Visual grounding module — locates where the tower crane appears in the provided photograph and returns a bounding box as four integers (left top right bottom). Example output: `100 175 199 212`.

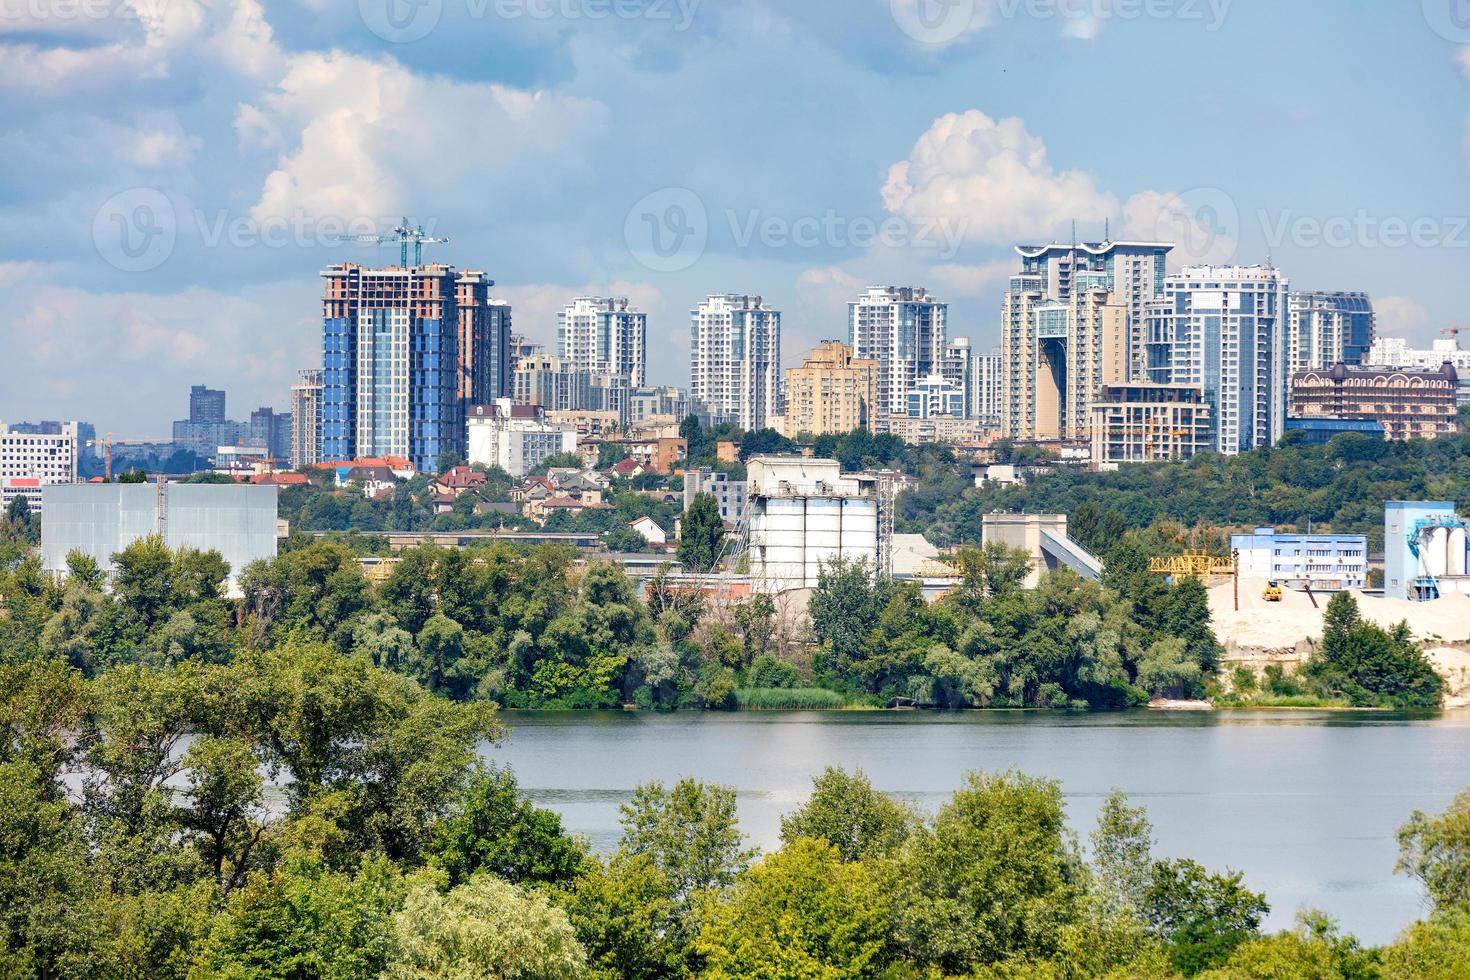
324 218 451 267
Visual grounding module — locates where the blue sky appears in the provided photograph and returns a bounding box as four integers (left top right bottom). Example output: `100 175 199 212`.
2 0 1467 434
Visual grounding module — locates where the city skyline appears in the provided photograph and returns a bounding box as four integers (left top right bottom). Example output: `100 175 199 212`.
2 2 1466 434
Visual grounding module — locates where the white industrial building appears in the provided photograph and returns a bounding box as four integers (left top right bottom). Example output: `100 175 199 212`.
744 456 881 592
41 482 278 596
466 399 578 478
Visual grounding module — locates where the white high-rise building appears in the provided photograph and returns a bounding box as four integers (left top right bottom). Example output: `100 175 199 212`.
0 422 79 484
848 286 948 417
558 296 647 386
1146 265 1290 455
690 294 781 431
971 347 1003 427
1012 240 1173 382
290 369 324 468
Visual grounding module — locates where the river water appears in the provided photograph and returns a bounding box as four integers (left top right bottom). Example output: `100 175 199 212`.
488 708 1470 944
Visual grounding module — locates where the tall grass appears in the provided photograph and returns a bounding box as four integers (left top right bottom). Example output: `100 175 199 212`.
733 687 848 710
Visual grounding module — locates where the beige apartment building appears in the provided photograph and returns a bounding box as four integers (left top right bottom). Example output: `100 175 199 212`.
779 341 879 438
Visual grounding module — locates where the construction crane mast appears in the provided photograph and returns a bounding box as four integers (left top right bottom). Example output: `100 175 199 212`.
324 218 450 267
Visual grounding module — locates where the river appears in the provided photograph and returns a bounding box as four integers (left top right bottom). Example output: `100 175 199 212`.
488 708 1470 945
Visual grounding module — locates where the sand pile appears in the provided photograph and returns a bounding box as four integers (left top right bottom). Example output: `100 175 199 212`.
1208 579 1470 699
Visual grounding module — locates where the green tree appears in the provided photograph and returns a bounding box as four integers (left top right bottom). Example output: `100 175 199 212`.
1145 858 1269 975
696 838 891 978
413 613 467 697
431 767 584 888
559 852 686 980
1090 791 1155 919
808 556 894 685
677 493 725 573
1396 788 1470 913
176 735 266 895
889 770 1081 972
779 766 914 862
618 778 753 910
1197 910 1375 980
389 873 586 979
198 853 405 980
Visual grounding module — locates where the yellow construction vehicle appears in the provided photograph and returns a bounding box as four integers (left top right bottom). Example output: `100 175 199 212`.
1263 582 1284 602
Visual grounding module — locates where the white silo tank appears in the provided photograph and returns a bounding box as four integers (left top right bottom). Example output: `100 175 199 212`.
1428 526 1451 579
1450 526 1468 577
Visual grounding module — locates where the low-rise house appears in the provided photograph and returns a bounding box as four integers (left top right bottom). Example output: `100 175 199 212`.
607 457 646 480
523 495 611 522
626 515 668 547
432 466 487 497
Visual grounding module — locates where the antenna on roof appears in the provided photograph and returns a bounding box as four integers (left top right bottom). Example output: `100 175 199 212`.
1104 217 1111 243
1071 220 1077 246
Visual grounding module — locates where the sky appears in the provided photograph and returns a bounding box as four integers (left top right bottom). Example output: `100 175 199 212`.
2 0 1468 435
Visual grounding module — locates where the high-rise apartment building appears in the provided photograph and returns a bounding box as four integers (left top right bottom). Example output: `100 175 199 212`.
1001 265 1129 440
1288 291 1375 375
628 386 692 425
1146 265 1290 455
290 370 324 468
690 294 781 431
1012 240 1173 381
173 385 244 454
0 421 79 484
322 262 500 470
249 408 293 462
189 385 226 424
970 347 1003 428
780 341 878 438
558 297 647 386
848 286 948 417
457 272 513 406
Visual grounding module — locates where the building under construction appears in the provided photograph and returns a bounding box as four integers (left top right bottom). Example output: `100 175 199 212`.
1090 383 1214 465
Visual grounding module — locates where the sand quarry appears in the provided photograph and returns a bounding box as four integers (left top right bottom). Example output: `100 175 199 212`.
1209 579 1470 707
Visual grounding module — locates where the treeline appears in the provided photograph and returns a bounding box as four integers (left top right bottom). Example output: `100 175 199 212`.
4 652 1469 977
1 528 1442 711
900 430 1470 550
808 544 1224 709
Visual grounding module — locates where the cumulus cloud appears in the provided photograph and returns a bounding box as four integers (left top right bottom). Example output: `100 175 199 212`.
240 51 607 224
0 0 279 97
928 260 1013 297
1374 296 1433 342
882 110 1118 244
0 266 318 428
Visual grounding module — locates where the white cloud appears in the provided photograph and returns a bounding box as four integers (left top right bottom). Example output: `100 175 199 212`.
1374 296 1433 341
1120 189 1239 264
928 260 1012 297
882 110 1118 244
0 268 317 430
240 51 608 224
0 0 277 97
